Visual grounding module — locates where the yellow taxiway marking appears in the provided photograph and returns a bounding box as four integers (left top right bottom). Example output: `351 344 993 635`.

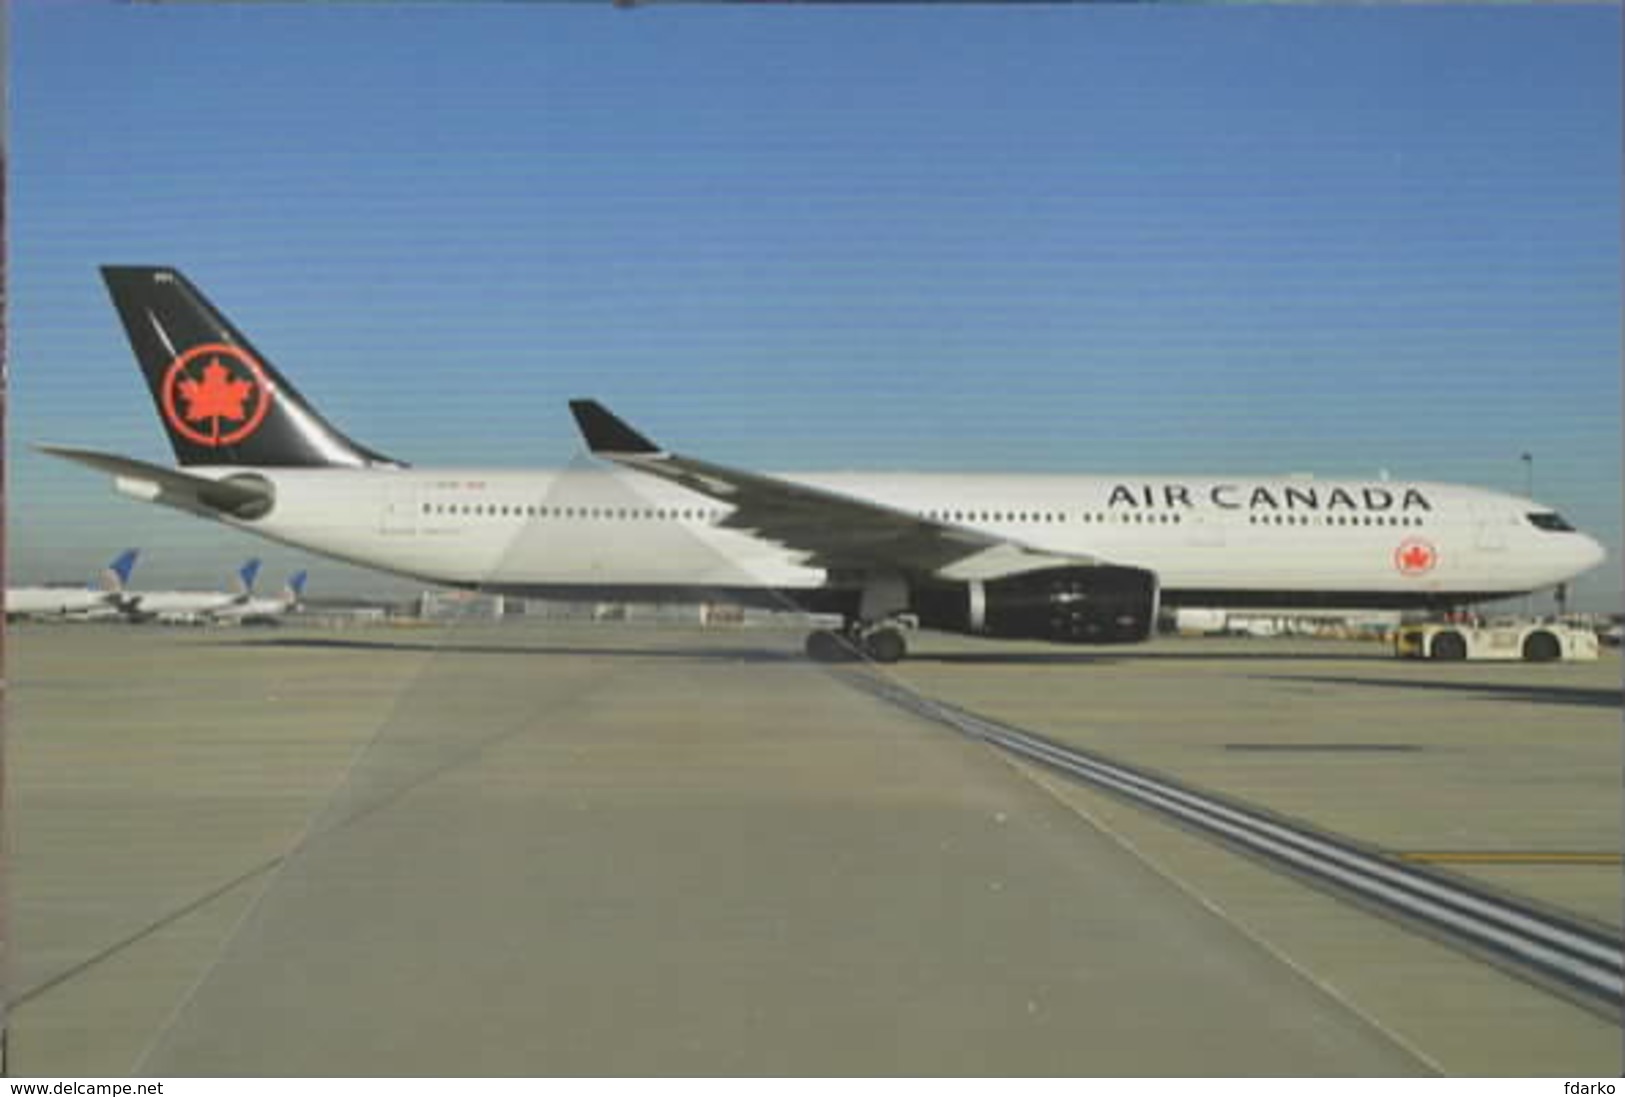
1398 851 1621 866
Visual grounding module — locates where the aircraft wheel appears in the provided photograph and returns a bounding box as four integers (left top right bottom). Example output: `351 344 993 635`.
806 629 855 663
1522 630 1562 663
1429 631 1467 661
862 627 907 664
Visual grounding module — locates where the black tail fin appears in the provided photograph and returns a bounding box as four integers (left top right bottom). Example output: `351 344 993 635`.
100 266 400 468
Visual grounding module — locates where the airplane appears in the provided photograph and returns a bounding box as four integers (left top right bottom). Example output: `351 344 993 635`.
5 548 139 621
119 558 260 623
39 266 1607 662
207 569 308 624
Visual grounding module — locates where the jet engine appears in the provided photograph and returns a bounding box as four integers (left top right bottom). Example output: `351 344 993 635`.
911 565 1158 644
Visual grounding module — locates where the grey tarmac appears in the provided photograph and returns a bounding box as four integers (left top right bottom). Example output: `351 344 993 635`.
5 622 1618 1075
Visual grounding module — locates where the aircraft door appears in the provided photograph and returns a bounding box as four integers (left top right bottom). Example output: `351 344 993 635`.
1470 502 1506 552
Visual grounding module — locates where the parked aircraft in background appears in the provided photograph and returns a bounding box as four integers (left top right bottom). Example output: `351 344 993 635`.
42 267 1608 662
208 570 308 624
120 558 260 623
5 548 139 621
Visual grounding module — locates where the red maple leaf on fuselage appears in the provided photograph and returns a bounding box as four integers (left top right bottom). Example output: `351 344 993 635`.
1401 544 1434 570
178 359 255 424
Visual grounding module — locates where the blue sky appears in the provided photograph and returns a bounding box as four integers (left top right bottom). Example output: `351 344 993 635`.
9 5 1621 606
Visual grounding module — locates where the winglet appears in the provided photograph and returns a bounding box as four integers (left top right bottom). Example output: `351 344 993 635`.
568 400 661 456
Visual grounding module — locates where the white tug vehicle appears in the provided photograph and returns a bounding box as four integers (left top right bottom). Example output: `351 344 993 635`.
1395 620 1600 662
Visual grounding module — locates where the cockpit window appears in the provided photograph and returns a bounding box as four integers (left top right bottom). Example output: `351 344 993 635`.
1527 512 1577 532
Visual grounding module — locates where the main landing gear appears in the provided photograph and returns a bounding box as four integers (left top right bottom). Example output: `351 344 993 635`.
805 621 910 664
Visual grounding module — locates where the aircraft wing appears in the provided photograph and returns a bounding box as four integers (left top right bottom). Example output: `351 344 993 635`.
36 445 274 519
568 401 1100 580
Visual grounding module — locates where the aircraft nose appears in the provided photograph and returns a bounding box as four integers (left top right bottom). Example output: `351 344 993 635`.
1578 534 1607 573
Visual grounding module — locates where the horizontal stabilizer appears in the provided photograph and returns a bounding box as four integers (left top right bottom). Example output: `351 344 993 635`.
569 400 661 455
37 444 275 518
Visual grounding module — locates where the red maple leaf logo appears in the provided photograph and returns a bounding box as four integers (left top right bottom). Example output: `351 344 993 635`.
177 359 255 424
1395 539 1438 575
160 344 273 447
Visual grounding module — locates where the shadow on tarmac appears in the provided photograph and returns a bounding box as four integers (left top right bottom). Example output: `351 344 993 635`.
216 635 800 663
221 635 1398 668
911 649 1393 666
1255 675 1623 708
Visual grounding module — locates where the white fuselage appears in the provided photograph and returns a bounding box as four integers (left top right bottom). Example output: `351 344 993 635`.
146 466 1604 609
124 590 244 617
208 594 295 620
5 586 118 617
